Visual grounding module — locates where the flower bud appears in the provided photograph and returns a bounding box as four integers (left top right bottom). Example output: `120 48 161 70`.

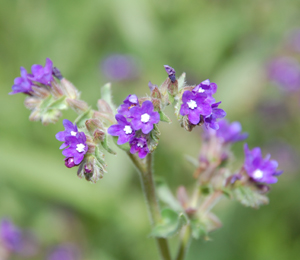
151 98 161 111
50 80 64 98
31 86 50 99
60 78 79 99
52 67 63 80
24 97 41 110
77 155 106 183
97 99 114 115
66 98 89 113
148 81 162 99
64 157 76 168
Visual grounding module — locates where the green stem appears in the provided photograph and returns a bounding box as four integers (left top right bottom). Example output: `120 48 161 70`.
175 225 192 260
127 152 172 260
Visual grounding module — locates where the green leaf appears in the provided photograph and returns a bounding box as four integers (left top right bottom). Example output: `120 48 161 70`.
177 72 186 91
101 83 116 112
190 219 208 240
158 111 172 123
94 146 106 165
150 208 188 238
74 108 93 127
101 134 117 155
155 178 182 211
168 93 175 104
48 96 68 110
232 186 269 208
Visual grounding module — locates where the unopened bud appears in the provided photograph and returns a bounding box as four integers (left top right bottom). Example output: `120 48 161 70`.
151 98 161 111
52 67 63 80
167 79 178 96
97 99 113 115
40 109 62 125
85 119 104 133
65 157 76 168
181 115 196 132
94 129 105 143
24 97 41 110
31 86 50 99
60 78 79 99
50 80 64 98
148 81 162 99
66 98 89 113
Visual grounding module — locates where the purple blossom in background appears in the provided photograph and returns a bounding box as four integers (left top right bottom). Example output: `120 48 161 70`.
55 119 79 149
62 132 88 165
215 119 248 143
28 58 54 86
164 65 176 83
243 144 283 184
268 57 300 91
108 114 136 145
117 94 139 118
180 90 212 125
204 102 226 130
9 67 34 95
130 100 160 134
47 245 80 260
129 136 149 159
101 54 138 81
0 219 21 252
193 79 217 104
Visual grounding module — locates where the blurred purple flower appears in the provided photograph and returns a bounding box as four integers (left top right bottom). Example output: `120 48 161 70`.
204 102 226 130
101 54 139 81
180 91 212 125
108 114 136 145
0 219 21 252
130 100 160 134
268 57 300 91
47 244 80 260
9 67 34 95
28 58 54 86
192 79 217 104
129 136 149 159
117 94 139 118
55 119 79 149
244 144 283 184
62 132 88 166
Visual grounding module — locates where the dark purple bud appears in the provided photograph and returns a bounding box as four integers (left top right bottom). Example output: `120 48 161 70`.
64 157 76 168
52 67 63 80
84 164 93 174
164 65 176 83
256 184 270 194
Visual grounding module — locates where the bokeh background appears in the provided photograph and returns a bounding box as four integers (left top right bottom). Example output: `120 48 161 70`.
1 0 300 259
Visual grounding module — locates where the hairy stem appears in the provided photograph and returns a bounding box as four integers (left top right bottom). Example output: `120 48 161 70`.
127 152 172 260
175 225 192 260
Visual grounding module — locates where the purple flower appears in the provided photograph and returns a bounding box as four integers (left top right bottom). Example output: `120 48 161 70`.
243 144 283 184
192 79 217 104
268 57 300 91
129 136 149 159
55 119 78 149
204 102 226 130
107 114 136 145
130 100 160 134
62 132 88 165
101 54 138 81
0 219 21 252
9 67 34 95
180 90 212 125
215 119 248 143
117 94 140 118
28 58 54 86
164 65 176 83
47 245 80 260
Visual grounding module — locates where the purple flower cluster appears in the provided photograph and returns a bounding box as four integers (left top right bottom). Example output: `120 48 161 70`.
108 95 159 158
56 120 88 167
268 57 300 92
180 79 226 129
243 144 283 184
0 219 21 252
9 58 54 95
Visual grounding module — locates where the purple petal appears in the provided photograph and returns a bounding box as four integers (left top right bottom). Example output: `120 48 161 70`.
141 123 154 134
107 124 123 136
141 100 154 113
188 112 200 125
55 131 66 142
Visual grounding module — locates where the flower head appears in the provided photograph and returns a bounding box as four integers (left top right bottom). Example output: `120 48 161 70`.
243 144 283 184
164 65 176 83
55 119 78 149
215 119 248 143
62 132 88 165
107 114 136 145
180 90 212 125
204 102 226 130
28 58 54 86
9 67 34 95
129 136 149 159
0 219 21 252
117 94 139 118
192 79 217 103
130 100 160 134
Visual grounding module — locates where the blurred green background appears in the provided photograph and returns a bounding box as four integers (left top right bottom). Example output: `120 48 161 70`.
1 0 300 259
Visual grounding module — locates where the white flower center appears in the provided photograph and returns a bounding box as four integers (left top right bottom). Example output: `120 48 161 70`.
253 169 263 179
137 142 144 148
76 143 85 153
123 125 133 134
198 87 205 93
187 100 197 109
141 113 150 123
71 131 77 136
